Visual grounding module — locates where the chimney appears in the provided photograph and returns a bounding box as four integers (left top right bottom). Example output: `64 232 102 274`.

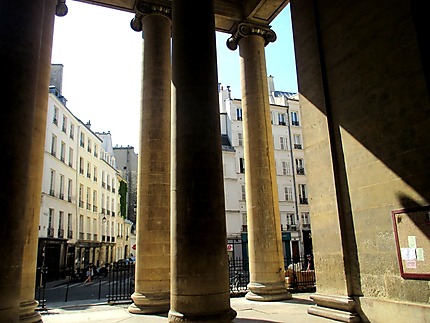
50 64 64 94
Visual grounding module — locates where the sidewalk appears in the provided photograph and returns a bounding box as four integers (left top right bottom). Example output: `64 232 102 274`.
39 293 338 323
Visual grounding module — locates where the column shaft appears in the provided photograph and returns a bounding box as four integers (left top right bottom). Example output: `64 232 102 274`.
20 1 57 322
238 34 291 301
0 1 46 321
129 12 171 314
169 0 236 322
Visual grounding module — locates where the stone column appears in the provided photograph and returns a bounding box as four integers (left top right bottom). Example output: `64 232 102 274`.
0 1 47 321
227 22 291 302
168 0 236 322
128 2 171 315
19 1 64 322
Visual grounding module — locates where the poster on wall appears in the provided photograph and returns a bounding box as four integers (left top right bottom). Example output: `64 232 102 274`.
392 206 430 279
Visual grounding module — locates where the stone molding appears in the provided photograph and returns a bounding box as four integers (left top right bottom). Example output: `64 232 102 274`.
227 21 276 50
130 0 171 32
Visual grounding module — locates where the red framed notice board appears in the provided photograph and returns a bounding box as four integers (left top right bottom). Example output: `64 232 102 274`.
392 206 430 279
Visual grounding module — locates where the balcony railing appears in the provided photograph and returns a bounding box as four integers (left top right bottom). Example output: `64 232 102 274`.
79 200 84 208
93 205 98 212
49 189 55 197
286 224 297 231
299 197 308 204
294 143 302 149
93 234 98 241
86 233 91 240
58 228 64 238
79 232 84 240
67 230 73 239
241 225 247 232
302 223 311 229
47 227 54 237
59 193 64 200
297 167 305 175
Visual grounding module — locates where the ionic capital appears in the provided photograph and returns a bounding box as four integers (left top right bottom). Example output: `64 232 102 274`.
130 0 172 32
227 21 276 51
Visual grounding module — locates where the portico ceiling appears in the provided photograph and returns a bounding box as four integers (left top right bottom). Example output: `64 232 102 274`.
75 0 289 33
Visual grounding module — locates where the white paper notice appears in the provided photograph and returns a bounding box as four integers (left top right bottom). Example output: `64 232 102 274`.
416 248 425 261
408 236 417 249
401 248 416 261
405 260 417 269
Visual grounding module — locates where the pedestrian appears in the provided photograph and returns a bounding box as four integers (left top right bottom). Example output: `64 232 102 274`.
306 254 314 271
83 263 94 285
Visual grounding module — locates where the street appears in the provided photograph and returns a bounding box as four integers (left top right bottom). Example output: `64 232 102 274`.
38 270 134 306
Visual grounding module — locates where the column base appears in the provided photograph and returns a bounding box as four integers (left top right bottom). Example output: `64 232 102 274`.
19 300 42 323
128 292 170 314
308 293 361 323
168 308 237 323
245 281 292 302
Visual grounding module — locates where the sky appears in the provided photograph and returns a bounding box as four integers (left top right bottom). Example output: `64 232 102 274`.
51 1 297 151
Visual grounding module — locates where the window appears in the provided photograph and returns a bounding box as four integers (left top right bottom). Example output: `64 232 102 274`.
79 157 84 175
79 184 84 208
293 134 302 149
238 132 243 146
236 108 243 121
62 115 67 132
59 175 64 200
279 137 286 150
241 185 246 200
70 123 74 139
93 190 98 212
58 211 64 237
48 208 54 228
49 170 55 196
48 208 54 237
284 186 293 201
286 213 295 225
301 212 310 225
68 147 73 167
86 187 91 210
79 215 84 238
107 174 111 190
86 162 91 179
87 138 92 153
80 132 85 148
60 141 66 162
278 113 286 126
296 158 305 175
299 184 308 204
53 107 59 125
94 144 98 157
93 166 98 182
51 135 57 156
291 111 300 126
239 158 245 173
111 178 115 193
102 171 106 188
282 160 291 175
111 198 115 216
101 194 105 214
67 213 73 238
67 178 72 202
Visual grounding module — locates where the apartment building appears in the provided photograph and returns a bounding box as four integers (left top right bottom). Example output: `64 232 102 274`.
37 65 132 280
219 78 312 264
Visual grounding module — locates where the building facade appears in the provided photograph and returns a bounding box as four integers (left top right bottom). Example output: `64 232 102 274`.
219 77 312 266
37 65 132 280
112 145 138 227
